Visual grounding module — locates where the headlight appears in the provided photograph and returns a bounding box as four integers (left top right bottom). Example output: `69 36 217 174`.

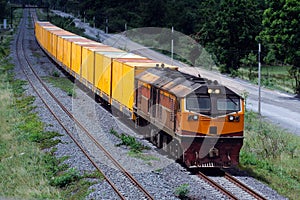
188 115 199 121
228 115 235 121
228 115 240 122
207 88 221 94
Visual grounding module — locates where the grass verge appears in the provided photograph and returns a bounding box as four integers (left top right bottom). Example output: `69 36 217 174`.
237 65 295 93
42 75 76 97
0 59 63 199
0 36 101 199
110 128 159 163
240 111 300 200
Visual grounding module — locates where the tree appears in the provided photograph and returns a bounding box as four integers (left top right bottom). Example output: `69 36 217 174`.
196 0 263 74
259 0 300 93
140 0 166 27
240 52 257 80
0 0 7 19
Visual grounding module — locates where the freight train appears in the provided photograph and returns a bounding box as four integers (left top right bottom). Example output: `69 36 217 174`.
35 20 244 168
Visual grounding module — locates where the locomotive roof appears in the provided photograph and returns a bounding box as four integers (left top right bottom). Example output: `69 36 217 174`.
135 67 239 98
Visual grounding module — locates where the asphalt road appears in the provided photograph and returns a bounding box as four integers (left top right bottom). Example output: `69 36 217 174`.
52 10 300 136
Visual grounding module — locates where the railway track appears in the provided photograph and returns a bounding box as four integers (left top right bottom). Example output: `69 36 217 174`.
197 170 267 200
15 9 155 200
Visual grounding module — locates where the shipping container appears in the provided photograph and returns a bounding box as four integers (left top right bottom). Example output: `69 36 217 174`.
71 40 99 74
81 44 108 83
45 27 62 56
51 30 74 61
55 34 74 64
111 58 170 116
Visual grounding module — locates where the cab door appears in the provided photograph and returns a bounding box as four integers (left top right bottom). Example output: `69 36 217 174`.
150 87 159 118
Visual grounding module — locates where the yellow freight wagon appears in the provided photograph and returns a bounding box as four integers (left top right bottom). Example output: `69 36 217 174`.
62 36 83 70
71 39 97 76
35 22 51 47
50 30 74 61
34 22 41 44
111 58 178 117
81 44 107 85
93 51 126 102
46 27 62 56
41 24 57 53
48 28 64 57
56 33 75 65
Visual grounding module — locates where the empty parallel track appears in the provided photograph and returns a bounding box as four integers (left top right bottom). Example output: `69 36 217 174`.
15 9 155 200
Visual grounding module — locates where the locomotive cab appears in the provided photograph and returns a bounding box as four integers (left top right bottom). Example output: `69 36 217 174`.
181 85 243 135
178 85 244 167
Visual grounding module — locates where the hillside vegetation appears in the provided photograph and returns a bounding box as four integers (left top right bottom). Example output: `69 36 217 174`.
32 0 299 94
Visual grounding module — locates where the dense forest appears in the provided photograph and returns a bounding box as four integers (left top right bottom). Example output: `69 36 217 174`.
4 0 300 94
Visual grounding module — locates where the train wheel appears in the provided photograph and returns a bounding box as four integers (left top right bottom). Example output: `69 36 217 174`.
169 139 183 161
150 129 156 144
156 132 162 148
162 135 168 152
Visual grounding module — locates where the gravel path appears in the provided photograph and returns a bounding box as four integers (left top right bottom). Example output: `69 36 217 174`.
8 9 288 200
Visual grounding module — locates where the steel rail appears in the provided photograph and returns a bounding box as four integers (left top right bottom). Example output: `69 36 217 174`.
224 172 267 200
17 9 154 200
197 172 239 200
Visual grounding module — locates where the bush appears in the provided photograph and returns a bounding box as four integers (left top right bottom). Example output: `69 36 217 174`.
50 168 80 188
52 70 60 77
175 183 190 199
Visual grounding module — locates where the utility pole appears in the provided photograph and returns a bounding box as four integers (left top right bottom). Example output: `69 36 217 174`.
124 23 127 50
93 16 95 28
105 18 108 34
258 43 261 115
171 26 174 65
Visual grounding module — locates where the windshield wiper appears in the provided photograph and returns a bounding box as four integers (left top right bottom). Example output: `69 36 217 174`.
227 95 238 105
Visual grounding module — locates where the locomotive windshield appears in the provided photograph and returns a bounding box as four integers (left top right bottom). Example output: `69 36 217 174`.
186 96 211 112
217 96 240 111
185 94 240 115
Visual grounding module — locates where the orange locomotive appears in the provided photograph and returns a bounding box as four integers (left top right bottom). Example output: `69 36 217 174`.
35 20 244 168
135 67 244 167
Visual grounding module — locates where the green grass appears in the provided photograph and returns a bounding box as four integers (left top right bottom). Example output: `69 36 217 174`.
240 111 300 200
110 128 159 163
110 128 150 153
43 76 77 97
0 34 100 199
238 65 295 93
174 183 190 199
0 59 63 199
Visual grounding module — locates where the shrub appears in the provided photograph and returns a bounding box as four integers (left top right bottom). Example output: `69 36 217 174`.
175 183 190 199
50 168 80 188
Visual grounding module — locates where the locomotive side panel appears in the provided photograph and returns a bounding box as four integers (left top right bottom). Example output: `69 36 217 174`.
136 83 150 115
159 91 177 131
135 81 177 135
